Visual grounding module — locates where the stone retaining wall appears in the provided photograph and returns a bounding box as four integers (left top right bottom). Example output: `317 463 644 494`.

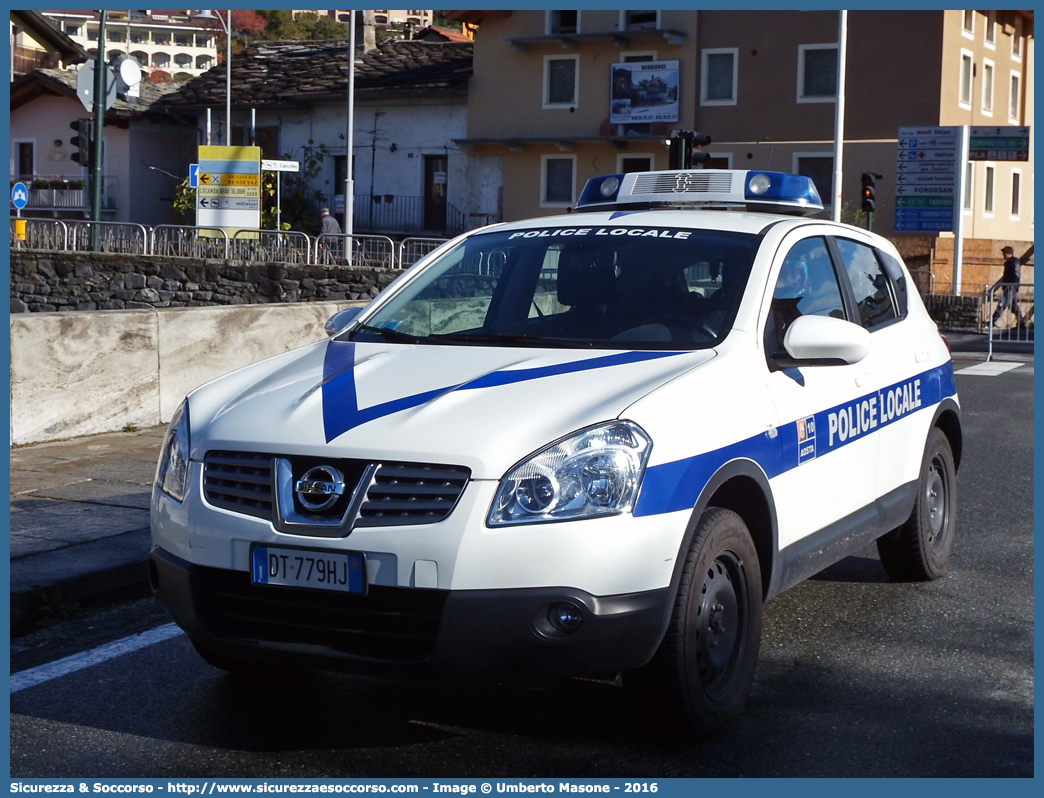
10 300 361 445
9 250 398 313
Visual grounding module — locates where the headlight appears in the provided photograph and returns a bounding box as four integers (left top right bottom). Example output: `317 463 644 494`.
155 401 190 502
488 421 652 526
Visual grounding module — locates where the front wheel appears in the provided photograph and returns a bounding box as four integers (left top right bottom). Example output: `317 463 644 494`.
628 507 762 738
877 427 957 581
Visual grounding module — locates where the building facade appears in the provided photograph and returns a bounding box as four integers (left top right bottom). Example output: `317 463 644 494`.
41 10 220 81
446 9 1033 292
154 38 497 236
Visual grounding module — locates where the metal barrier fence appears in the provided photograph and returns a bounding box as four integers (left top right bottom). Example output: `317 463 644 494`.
71 221 149 255
152 225 230 260
232 229 313 265
10 218 68 251
985 282 1034 361
398 237 453 270
317 233 397 270
907 269 935 295
11 219 443 269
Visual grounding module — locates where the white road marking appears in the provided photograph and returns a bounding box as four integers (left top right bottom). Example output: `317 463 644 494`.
954 361 1023 376
10 623 185 694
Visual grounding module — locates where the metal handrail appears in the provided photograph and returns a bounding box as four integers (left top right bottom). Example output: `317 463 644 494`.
10 218 69 251
69 221 149 254
398 237 452 271
152 225 230 259
985 282 1034 361
231 229 313 264
318 233 397 269
907 269 935 295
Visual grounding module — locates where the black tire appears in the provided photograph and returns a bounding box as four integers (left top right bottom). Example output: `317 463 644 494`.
628 507 762 738
877 427 957 581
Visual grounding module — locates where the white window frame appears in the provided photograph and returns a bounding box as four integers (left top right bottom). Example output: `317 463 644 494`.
981 58 994 116
983 163 995 216
543 54 579 109
961 10 974 39
540 154 577 208
1010 168 1021 219
792 151 834 210
983 10 996 48
797 44 838 103
701 47 738 106
620 10 660 31
958 49 973 109
616 153 655 173
1011 16 1023 60
546 10 580 35
1008 71 1021 123
962 161 974 213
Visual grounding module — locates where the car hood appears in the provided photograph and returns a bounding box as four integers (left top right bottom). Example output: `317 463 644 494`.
187 338 715 479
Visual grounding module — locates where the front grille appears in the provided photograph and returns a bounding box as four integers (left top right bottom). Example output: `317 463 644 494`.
203 451 273 520
201 451 470 530
632 171 735 195
357 463 471 527
192 565 447 663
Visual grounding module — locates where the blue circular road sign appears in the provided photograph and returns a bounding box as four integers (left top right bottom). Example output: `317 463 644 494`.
11 181 29 209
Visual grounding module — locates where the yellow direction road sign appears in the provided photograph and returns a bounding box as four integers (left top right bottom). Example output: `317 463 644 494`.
197 186 256 197
198 173 259 187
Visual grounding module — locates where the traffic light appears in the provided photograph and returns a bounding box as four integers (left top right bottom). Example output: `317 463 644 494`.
668 130 712 169
69 118 92 168
860 172 877 213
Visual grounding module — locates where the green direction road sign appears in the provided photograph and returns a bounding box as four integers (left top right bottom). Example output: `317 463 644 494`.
895 196 955 209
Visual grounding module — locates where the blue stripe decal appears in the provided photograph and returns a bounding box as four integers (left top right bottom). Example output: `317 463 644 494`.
458 351 683 391
634 362 958 517
320 340 686 443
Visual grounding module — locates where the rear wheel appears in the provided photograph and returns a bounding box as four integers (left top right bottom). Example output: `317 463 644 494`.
628 507 762 737
877 427 957 581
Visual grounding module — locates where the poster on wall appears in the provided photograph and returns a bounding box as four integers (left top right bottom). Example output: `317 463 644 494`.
609 60 680 124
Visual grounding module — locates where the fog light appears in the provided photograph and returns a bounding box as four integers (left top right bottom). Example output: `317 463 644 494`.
548 601 584 633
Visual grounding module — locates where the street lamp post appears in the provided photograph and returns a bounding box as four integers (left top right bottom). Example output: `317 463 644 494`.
193 10 232 145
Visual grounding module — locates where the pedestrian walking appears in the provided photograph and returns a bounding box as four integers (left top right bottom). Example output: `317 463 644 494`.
319 207 341 235
992 244 1033 326
318 207 345 264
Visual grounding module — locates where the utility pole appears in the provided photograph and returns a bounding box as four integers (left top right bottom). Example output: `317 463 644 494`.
90 11 107 251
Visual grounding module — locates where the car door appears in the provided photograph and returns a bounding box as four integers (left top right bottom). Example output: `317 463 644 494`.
829 234 925 503
760 231 879 553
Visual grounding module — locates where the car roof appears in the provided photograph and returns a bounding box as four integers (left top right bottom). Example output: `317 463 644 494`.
486 209 821 238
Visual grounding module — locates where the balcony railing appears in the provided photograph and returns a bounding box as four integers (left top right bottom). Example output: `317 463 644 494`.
13 45 59 75
351 194 466 237
10 176 118 212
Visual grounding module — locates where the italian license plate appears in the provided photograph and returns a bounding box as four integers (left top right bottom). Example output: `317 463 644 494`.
250 545 365 594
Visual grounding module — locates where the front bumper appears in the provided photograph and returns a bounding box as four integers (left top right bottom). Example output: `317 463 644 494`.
149 546 669 680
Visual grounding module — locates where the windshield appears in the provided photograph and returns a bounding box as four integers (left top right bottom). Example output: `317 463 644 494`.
352 224 759 350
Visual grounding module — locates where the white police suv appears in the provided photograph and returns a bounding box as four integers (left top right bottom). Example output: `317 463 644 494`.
151 169 960 737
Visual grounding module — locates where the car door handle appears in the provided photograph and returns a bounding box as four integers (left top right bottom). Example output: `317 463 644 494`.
855 371 873 388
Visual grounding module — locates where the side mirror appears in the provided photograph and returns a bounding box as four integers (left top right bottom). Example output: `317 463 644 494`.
781 314 871 366
324 306 363 336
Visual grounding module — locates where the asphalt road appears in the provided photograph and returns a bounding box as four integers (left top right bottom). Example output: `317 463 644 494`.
8 365 1034 778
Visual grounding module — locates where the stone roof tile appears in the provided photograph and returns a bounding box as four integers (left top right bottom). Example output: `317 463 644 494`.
156 39 473 110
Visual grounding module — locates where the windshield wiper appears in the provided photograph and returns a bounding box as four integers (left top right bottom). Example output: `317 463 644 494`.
354 324 422 344
427 331 586 348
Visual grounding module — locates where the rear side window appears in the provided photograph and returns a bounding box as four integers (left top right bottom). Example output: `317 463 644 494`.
876 249 909 317
834 238 899 329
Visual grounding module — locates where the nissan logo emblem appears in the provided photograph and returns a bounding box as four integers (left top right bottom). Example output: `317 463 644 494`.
294 465 346 512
